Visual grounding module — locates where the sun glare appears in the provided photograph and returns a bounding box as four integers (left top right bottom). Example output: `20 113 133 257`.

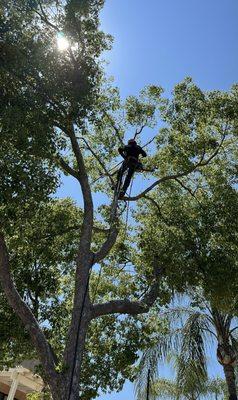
57 33 69 51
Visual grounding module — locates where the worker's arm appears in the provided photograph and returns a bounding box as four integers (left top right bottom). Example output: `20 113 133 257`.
118 147 126 159
140 148 147 157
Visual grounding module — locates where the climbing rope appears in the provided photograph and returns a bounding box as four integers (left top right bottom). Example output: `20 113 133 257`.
67 256 95 400
92 176 134 302
91 264 103 304
91 161 123 185
146 368 151 400
123 175 133 239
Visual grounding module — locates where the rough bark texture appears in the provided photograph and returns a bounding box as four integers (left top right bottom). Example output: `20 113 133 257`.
223 364 237 400
0 234 61 397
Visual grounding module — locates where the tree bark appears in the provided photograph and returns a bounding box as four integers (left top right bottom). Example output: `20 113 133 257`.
0 234 60 392
62 253 93 400
223 364 237 400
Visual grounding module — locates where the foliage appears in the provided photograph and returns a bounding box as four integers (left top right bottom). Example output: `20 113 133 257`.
0 198 166 395
135 163 238 309
0 1 238 397
27 390 51 400
135 295 238 400
152 376 229 400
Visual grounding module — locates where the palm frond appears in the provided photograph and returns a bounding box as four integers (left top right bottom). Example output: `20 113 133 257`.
134 346 158 400
153 378 180 400
206 377 229 399
135 322 188 400
176 312 208 396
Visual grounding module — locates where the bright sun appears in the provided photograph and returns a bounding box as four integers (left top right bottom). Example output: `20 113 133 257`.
57 34 69 51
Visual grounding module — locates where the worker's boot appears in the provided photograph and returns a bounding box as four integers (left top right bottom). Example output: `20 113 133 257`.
118 190 125 199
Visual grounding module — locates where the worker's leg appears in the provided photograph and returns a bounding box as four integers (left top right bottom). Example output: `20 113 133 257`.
121 166 136 194
116 162 127 188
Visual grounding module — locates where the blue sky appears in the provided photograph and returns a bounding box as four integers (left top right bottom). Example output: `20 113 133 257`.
91 0 238 399
101 0 238 97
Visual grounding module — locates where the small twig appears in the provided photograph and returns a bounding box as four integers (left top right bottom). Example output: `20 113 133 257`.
134 124 146 139
79 136 115 186
103 112 124 146
35 1 59 31
142 135 157 149
174 178 202 204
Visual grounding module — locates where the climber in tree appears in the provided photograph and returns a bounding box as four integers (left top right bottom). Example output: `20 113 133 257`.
116 138 147 198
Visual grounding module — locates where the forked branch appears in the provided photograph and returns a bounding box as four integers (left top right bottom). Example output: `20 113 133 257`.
125 133 226 201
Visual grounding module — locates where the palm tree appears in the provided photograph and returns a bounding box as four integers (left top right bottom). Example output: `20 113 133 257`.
152 376 228 400
135 298 238 400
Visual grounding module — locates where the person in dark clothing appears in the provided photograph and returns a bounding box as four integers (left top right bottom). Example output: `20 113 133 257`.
116 138 147 198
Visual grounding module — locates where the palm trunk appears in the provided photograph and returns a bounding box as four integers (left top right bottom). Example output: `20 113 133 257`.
223 364 237 400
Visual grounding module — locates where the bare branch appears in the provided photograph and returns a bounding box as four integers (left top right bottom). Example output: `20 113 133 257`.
79 136 115 186
142 135 157 149
91 260 164 318
134 124 146 139
124 169 197 201
91 275 161 318
103 112 124 146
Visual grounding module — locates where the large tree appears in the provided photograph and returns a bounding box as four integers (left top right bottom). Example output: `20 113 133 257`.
0 1 238 399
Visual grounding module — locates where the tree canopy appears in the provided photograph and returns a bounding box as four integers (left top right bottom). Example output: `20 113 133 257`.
0 1 238 399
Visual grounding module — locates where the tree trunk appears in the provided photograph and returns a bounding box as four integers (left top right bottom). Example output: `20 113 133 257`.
46 312 90 400
223 364 237 400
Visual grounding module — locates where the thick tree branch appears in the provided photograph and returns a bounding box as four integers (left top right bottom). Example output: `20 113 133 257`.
91 276 161 318
94 224 118 263
124 169 197 201
56 129 95 385
0 234 58 382
59 123 94 249
91 260 163 318
124 135 226 201
58 157 80 180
